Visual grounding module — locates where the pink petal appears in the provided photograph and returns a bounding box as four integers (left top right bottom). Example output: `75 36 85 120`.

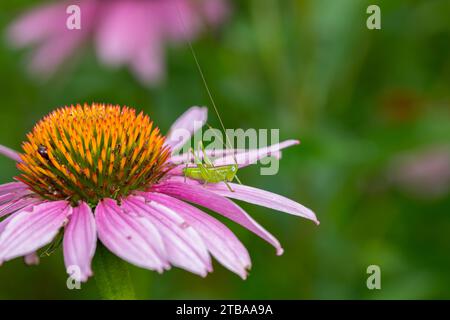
130 2 165 85
8 1 97 75
95 1 166 86
213 140 300 167
160 0 202 42
0 197 42 218
7 3 67 47
29 32 84 75
0 190 30 206
0 182 28 196
0 201 70 263
129 30 165 86
165 106 208 151
0 145 22 162
167 141 298 177
0 193 22 206
63 202 97 282
122 195 212 277
170 147 281 164
95 199 169 272
203 182 319 225
142 192 251 279
153 180 284 255
96 1 156 66
0 183 33 211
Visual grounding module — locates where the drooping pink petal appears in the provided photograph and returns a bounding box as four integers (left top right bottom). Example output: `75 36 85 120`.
0 197 42 218
0 182 28 195
153 180 284 255
8 1 97 75
0 201 70 263
7 0 227 87
0 182 33 211
7 3 67 47
96 1 166 86
0 193 23 206
122 195 212 277
130 34 165 85
63 202 97 282
95 199 169 272
161 0 202 42
165 106 208 151
141 192 251 279
0 145 22 162
29 32 85 75
96 1 154 66
24 252 40 266
203 182 319 225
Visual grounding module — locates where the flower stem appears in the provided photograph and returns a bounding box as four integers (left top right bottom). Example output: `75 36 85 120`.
93 243 136 300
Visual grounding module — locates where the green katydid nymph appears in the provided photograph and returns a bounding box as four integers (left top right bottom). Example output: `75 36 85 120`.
177 15 243 192
183 141 240 192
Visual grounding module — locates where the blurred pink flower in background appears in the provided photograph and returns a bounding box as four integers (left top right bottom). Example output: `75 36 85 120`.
389 146 450 199
7 0 229 86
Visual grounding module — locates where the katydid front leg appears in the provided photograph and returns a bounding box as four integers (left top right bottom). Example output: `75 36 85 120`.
224 181 234 192
199 141 214 168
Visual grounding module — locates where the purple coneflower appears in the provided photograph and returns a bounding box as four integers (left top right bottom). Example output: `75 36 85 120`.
7 0 229 86
0 104 318 281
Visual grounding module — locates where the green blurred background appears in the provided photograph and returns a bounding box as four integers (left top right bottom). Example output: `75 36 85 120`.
0 0 449 299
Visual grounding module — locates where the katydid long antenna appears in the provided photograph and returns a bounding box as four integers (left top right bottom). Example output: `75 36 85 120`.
174 2 242 185
173 4 229 144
